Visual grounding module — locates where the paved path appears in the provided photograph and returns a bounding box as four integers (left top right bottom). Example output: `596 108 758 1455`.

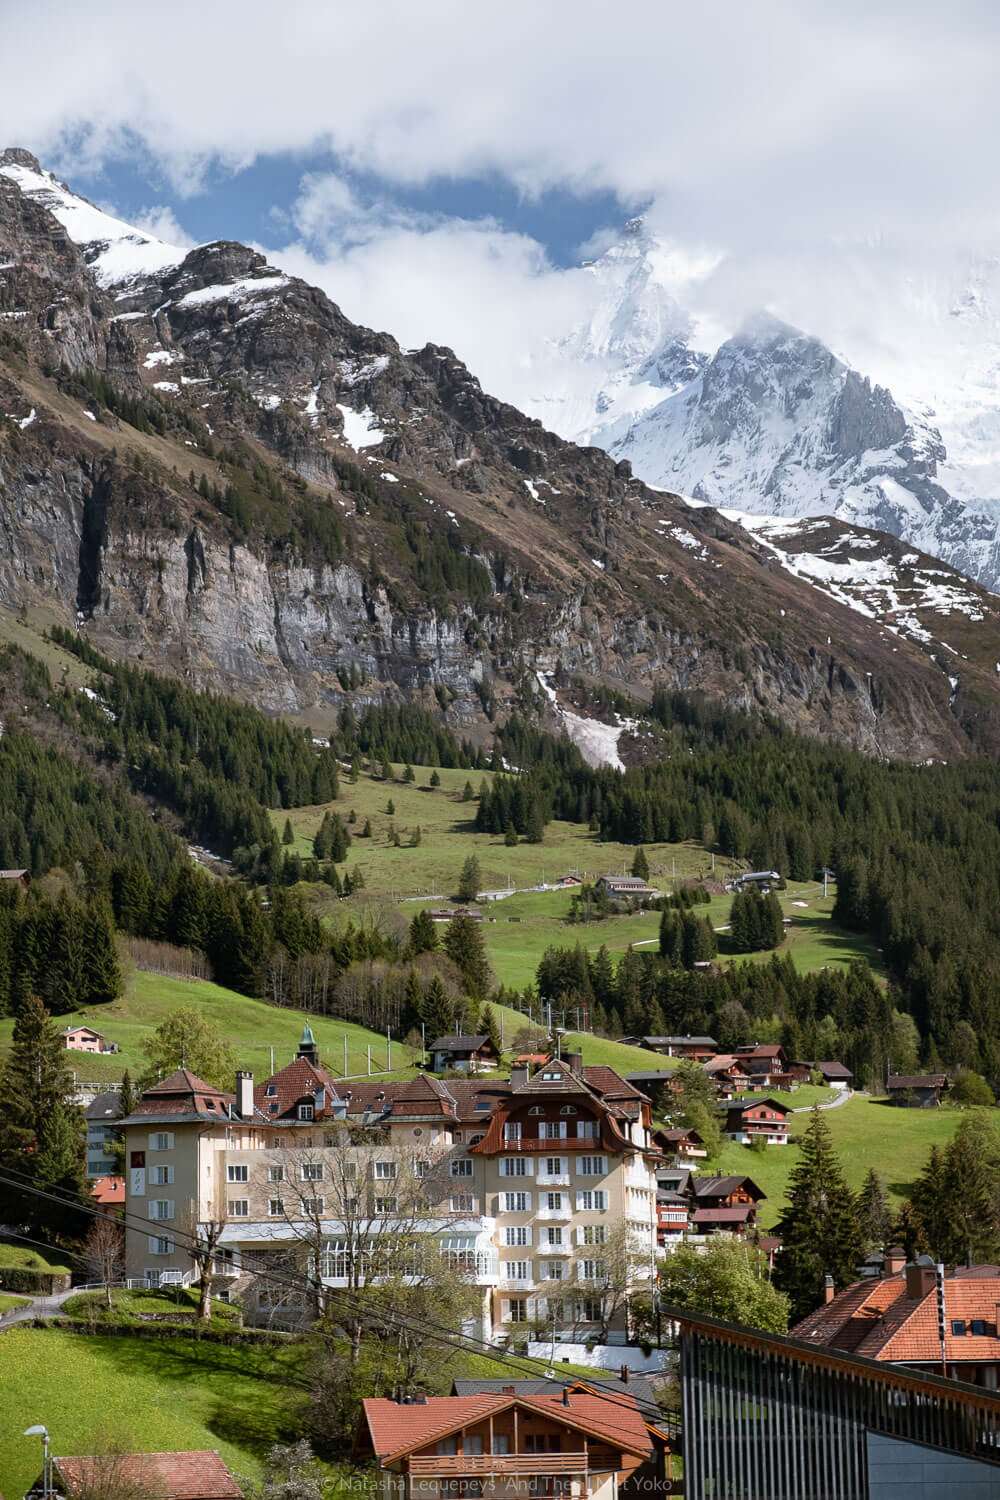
789 1088 853 1113
0 1284 76 1328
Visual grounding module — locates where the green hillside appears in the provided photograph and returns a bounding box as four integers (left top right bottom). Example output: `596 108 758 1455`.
0 970 418 1085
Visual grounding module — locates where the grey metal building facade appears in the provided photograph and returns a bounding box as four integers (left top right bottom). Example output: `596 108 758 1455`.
672 1306 1000 1498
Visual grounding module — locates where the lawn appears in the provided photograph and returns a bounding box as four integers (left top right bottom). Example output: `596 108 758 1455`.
706 1096 969 1230
0 1326 601 1499
0 1327 311 1498
0 1241 74 1274
274 765 733 902
0 970 420 1086
0 1292 29 1312
62 1287 242 1328
484 999 678 1076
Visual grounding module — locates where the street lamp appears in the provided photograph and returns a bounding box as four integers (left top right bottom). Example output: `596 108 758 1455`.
24 1426 50 1500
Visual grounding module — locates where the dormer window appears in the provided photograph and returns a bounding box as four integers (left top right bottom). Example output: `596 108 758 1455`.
266 1085 277 1097
529 1106 544 1116
952 1320 967 1336
268 1103 279 1114
542 1071 562 1081
560 1105 577 1115
474 1101 492 1111
298 1103 314 1121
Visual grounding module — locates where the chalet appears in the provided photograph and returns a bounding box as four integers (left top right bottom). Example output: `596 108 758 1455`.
733 1043 794 1089
595 875 655 900
789 1060 854 1090
886 1073 949 1107
511 1052 552 1069
702 1055 755 1094
35 1452 243 1500
641 1035 717 1061
61 1025 112 1055
360 1390 653 1500
429 1034 500 1074
651 1126 706 1161
0 868 29 890
429 907 485 922
793 1260 1000 1388
689 1174 766 1236
722 1097 790 1145
557 872 584 886
449 1376 675 1496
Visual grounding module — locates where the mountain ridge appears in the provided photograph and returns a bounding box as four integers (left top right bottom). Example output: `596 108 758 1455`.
2 148 1000 763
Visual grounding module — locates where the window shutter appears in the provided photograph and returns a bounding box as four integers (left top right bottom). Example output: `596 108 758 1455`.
501 1298 511 1321
526 1297 537 1321
524 1226 532 1246
524 1158 534 1176
559 1122 567 1139
575 1225 584 1245
166 1200 174 1220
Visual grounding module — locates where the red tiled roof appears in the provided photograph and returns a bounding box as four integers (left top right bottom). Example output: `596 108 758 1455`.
363 1393 651 1463
53 1452 242 1500
254 1056 341 1120
91 1176 124 1206
792 1270 1000 1364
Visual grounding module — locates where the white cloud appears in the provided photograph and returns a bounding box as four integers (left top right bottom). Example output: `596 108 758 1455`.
2 0 999 251
131 204 197 248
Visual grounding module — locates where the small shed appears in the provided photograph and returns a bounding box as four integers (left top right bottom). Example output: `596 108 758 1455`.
0 868 29 891
886 1074 948 1108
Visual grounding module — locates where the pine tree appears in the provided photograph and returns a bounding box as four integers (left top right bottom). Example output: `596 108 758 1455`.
855 1168 892 1253
456 854 482 903
910 1145 950 1258
939 1120 1000 1263
480 1003 503 1057
282 818 295 845
525 801 544 844
774 1106 865 1318
381 753 394 782
387 798 395 816
631 847 650 881
504 824 518 847
408 909 438 956
81 899 123 1008
462 780 475 803
421 975 454 1042
402 764 415 783
429 770 441 788
119 1069 137 1117
0 994 87 1234
444 912 493 1003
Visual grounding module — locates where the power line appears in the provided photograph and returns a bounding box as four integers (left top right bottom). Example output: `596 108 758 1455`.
0 1167 668 1431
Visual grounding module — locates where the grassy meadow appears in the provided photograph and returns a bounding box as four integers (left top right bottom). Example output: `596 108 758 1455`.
707 1095 970 1230
0 970 418 1086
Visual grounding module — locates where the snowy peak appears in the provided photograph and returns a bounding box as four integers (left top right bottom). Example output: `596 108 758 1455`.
0 146 186 289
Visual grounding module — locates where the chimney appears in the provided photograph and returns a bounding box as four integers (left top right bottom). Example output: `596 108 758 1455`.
885 1246 906 1276
236 1071 254 1120
502 1386 515 1395
905 1261 936 1300
620 1364 630 1384
567 1051 584 1079
562 1388 571 1407
511 1064 529 1090
823 1274 835 1305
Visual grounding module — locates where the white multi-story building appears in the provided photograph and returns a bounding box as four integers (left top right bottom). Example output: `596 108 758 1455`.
120 1029 659 1341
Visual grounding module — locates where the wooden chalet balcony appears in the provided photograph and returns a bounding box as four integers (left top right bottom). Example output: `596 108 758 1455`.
409 1454 589 1477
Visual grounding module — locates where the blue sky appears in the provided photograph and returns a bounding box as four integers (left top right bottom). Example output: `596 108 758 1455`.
67 150 629 271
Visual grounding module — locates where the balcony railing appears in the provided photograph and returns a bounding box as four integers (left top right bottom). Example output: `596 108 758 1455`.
409 1455 589 1476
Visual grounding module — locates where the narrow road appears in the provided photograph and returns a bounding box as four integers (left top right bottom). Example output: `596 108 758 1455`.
0 1284 77 1328
789 1088 853 1113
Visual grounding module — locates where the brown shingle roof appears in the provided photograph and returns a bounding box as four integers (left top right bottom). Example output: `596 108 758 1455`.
53 1452 242 1500
127 1070 235 1123
363 1392 651 1463
885 1074 947 1090
428 1034 491 1052
254 1056 341 1119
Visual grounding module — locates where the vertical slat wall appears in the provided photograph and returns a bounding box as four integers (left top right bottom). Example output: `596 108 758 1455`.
679 1326 1000 1499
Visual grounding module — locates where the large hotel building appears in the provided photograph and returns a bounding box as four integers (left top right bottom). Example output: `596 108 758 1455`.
120 1029 659 1341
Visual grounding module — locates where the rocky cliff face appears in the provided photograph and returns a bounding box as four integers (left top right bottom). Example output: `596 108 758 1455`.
1 148 999 762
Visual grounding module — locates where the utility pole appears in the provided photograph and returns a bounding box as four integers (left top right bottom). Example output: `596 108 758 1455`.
344 1035 348 1078
367 1045 371 1076
270 1045 274 1075
387 1027 391 1070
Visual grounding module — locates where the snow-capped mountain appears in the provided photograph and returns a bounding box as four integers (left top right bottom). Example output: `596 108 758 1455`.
527 223 1000 594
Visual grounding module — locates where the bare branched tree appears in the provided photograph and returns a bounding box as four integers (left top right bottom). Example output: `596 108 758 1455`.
187 1217 227 1322
82 1217 125 1312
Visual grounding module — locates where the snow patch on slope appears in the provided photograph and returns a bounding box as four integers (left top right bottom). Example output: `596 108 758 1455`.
0 157 185 288
536 673 632 771
336 404 386 450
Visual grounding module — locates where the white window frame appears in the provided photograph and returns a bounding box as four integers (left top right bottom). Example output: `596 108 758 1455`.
147 1235 173 1255
503 1191 531 1212
505 1226 531 1247
149 1132 174 1152
150 1165 174 1186
228 1199 250 1218
374 1160 397 1180
298 1103 314 1121
302 1197 324 1216
500 1157 530 1177
268 1198 285 1217
300 1162 324 1181
148 1200 174 1221
227 1164 249 1183
545 1226 563 1247
578 1156 607 1177
450 1158 474 1177
268 1165 285 1182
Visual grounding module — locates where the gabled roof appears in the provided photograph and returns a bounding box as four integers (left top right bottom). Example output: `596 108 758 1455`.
725 1096 790 1118
362 1392 652 1464
125 1070 235 1124
886 1074 947 1090
449 1375 660 1421
429 1034 491 1052
52 1452 242 1500
692 1175 766 1201
792 1268 1000 1365
91 1175 125 1206
691 1205 755 1224
253 1056 341 1119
